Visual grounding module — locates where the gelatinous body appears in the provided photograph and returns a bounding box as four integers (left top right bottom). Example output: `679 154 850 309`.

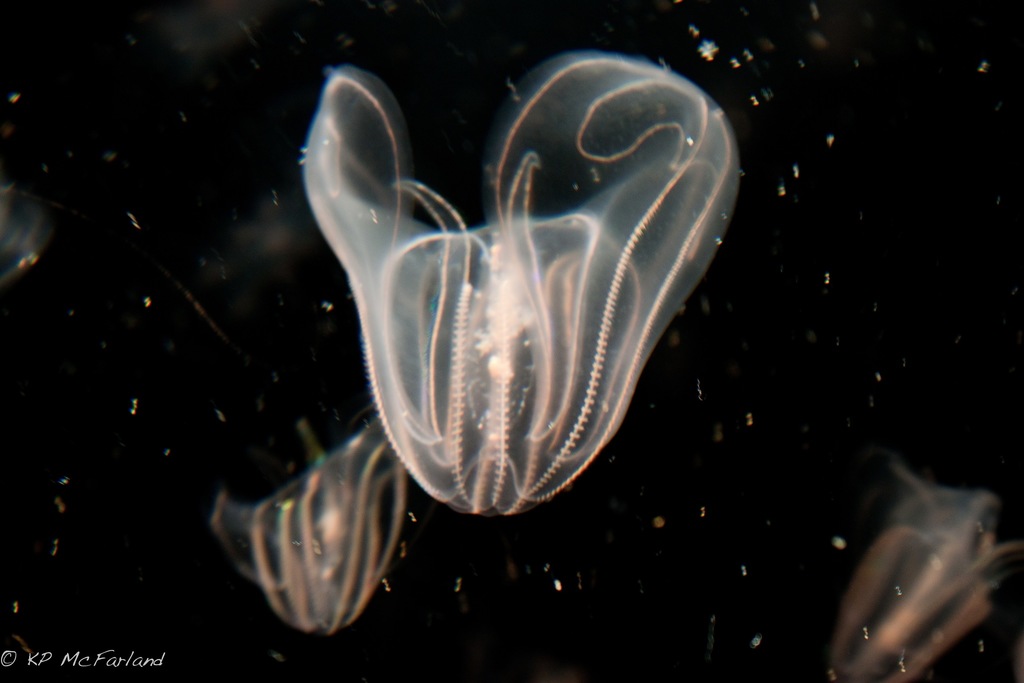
304 51 739 514
211 419 406 634
0 183 52 292
829 449 1015 682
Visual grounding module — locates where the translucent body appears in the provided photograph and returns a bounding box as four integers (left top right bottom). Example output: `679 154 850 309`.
0 184 52 292
304 51 739 514
211 420 406 634
829 450 1004 682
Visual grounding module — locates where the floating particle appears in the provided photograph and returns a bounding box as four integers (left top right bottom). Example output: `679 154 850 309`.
698 39 720 61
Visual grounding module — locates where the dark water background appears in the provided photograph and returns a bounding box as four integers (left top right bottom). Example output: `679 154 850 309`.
1 1 1022 679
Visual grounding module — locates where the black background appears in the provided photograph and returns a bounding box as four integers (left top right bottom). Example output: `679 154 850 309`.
2 0 1023 680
